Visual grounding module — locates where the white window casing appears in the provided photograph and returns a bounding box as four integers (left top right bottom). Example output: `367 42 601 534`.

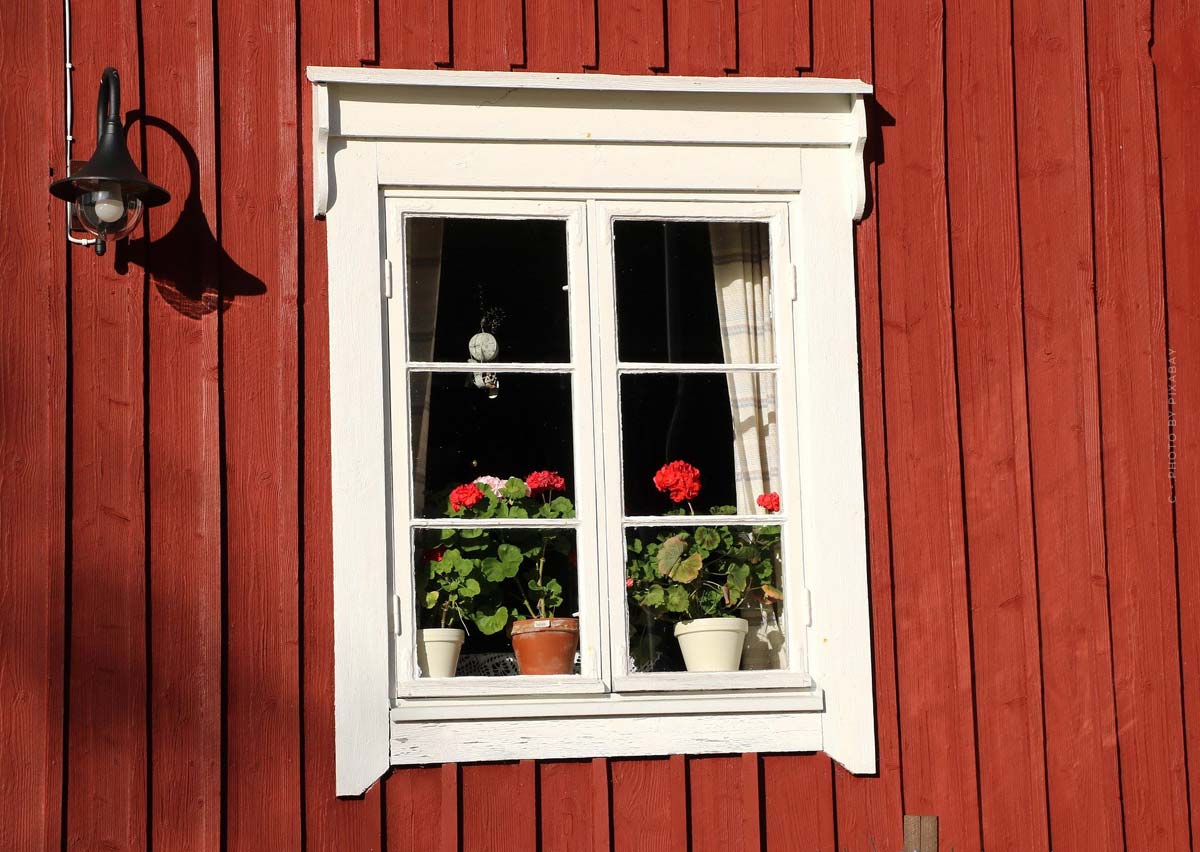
311 67 873 797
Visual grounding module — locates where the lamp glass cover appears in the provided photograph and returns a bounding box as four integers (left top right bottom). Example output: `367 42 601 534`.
76 187 144 240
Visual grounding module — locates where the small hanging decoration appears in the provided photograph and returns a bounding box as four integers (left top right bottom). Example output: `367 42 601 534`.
469 300 504 399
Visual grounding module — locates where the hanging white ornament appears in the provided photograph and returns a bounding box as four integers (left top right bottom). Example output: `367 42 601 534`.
468 331 499 363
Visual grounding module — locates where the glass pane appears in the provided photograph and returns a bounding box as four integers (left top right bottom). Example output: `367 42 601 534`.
414 528 579 677
410 371 575 517
624 524 785 673
619 373 780 516
613 220 774 364
406 217 571 363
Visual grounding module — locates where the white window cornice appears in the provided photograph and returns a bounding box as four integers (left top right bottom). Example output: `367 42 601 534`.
308 67 871 220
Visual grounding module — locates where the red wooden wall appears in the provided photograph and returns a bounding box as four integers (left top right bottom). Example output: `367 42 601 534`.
2 0 1196 849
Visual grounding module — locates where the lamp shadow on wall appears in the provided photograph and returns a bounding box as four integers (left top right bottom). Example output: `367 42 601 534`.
115 113 266 318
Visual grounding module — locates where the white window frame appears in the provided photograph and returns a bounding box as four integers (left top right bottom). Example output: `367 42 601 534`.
311 67 874 796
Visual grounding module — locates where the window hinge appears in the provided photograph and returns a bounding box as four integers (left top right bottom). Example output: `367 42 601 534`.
801 588 813 627
383 258 394 299
790 263 800 302
391 593 402 634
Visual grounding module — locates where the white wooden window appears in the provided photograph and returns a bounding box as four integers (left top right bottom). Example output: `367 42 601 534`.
311 68 874 796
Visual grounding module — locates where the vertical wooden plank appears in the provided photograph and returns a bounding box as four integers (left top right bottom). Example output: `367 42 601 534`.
461 761 537 850
377 0 444 68
1086 0 1191 846
359 0 379 64
299 0 386 846
664 0 727 76
524 0 593 71
0 0 67 849
451 0 521 70
137 0 223 849
1009 0 1125 848
871 0 983 846
217 0 302 847
809 0 905 847
64 0 148 848
688 755 758 851
761 755 835 852
1155 0 1200 838
387 765 458 851
943 0 1051 848
735 0 804 77
539 759 609 852
611 756 688 851
595 0 665 73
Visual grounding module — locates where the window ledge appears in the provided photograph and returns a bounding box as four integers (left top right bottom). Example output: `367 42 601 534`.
390 687 826 765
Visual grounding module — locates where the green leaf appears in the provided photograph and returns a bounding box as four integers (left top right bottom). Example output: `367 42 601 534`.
459 528 484 539
726 563 750 598
708 505 738 515
549 496 574 518
507 506 529 519
670 552 703 584
481 556 520 582
497 543 522 566
656 533 688 576
502 478 528 500
473 604 510 635
423 590 439 609
694 527 721 550
665 585 690 613
460 578 481 597
762 584 784 602
639 585 665 608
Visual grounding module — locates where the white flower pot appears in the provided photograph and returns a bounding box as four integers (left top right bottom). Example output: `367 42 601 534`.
674 617 749 672
417 628 466 678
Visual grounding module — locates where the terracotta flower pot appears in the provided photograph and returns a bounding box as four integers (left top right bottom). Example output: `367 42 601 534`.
511 617 579 675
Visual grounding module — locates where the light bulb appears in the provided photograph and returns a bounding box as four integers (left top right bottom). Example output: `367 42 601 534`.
93 192 125 224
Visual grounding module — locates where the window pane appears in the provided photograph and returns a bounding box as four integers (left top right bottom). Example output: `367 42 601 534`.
414 528 579 677
619 373 780 516
406 217 571 363
624 524 785 673
613 220 774 364
410 371 575 517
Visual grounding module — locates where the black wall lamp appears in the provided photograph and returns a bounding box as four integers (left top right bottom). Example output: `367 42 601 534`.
49 67 169 256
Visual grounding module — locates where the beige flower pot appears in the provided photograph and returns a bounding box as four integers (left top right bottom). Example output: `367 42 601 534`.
674 617 749 672
418 628 466 678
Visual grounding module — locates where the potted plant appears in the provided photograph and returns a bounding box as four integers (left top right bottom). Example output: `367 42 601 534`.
416 538 509 678
434 472 580 675
626 461 783 672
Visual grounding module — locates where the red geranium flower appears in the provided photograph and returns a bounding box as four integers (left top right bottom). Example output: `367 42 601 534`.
525 470 566 496
756 491 781 513
653 460 702 503
423 546 446 563
449 483 485 512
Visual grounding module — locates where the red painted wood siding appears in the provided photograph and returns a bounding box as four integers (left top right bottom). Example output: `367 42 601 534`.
1 0 1195 849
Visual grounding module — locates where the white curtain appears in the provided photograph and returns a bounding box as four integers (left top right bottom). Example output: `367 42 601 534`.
407 218 444 514
709 222 780 514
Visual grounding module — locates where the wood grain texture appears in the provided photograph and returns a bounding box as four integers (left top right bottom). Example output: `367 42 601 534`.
538 759 608 852
1154 0 1200 837
377 0 444 68
217 0 302 846
943 0 1050 847
735 0 807 76
460 761 537 850
1086 0 1191 846
0 1 66 849
808 0 904 847
761 754 835 852
524 0 595 70
450 0 521 70
687 754 759 851
386 765 457 851
1010 0 1125 848
595 0 666 73
64 0 149 848
300 0 386 846
138 0 223 849
871 0 983 846
611 756 688 851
